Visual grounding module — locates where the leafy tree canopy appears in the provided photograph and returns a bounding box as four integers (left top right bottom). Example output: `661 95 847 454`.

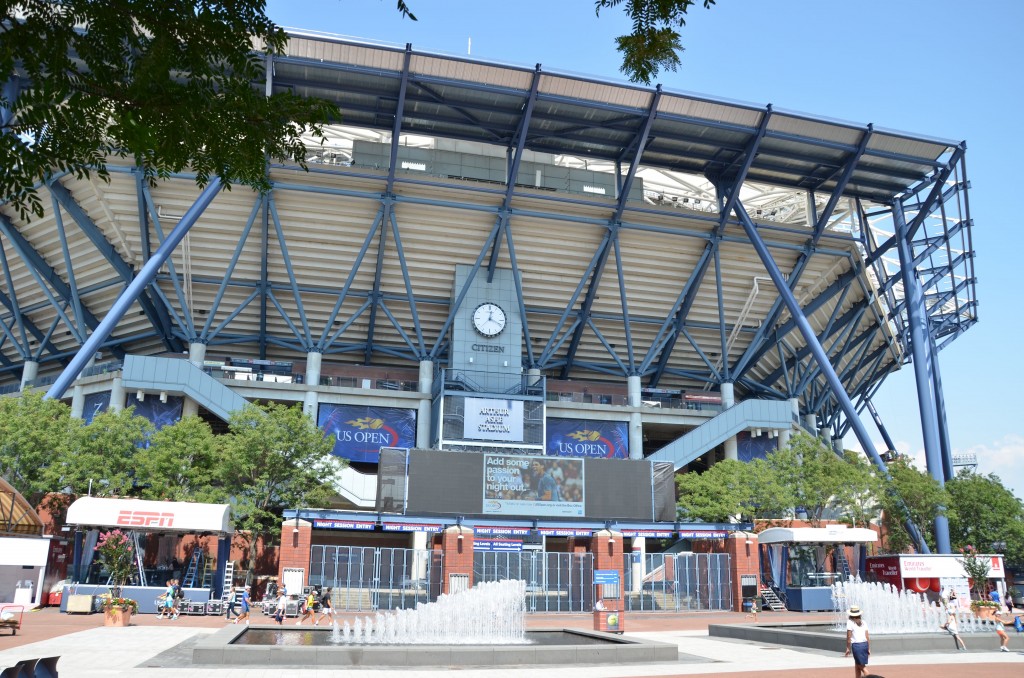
133 414 222 503
677 458 751 522
0 390 74 505
946 469 1024 568
1 0 336 219
48 407 153 498
876 455 950 554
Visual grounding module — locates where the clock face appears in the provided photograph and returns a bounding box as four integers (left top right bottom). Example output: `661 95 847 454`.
472 302 507 337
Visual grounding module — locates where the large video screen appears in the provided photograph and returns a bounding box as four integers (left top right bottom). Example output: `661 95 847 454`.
126 393 184 430
318 404 417 463
546 418 628 458
483 454 584 518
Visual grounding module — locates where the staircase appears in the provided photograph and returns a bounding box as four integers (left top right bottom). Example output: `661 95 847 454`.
120 354 249 422
649 399 795 470
760 585 786 611
834 547 852 580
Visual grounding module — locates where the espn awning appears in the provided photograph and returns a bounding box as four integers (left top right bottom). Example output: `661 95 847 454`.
758 525 877 545
66 497 232 535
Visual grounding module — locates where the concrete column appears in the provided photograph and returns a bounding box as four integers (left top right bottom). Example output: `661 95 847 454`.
721 382 737 461
818 426 830 441
188 341 207 367
110 376 125 411
779 398 798 448
20 360 38 390
412 531 428 580
70 384 85 419
629 412 643 460
417 360 433 448
627 375 641 407
804 414 817 431
182 397 198 417
303 351 322 418
527 368 541 386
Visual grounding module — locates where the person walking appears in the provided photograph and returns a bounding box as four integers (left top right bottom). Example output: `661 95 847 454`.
233 587 252 625
296 589 317 625
844 606 870 678
225 587 238 620
156 579 175 620
940 607 967 651
993 613 1010 652
315 587 335 626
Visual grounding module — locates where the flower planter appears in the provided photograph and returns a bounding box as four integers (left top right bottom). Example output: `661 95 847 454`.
972 606 997 620
103 607 132 627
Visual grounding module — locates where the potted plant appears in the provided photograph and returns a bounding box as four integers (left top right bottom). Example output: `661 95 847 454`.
94 530 137 627
959 545 998 619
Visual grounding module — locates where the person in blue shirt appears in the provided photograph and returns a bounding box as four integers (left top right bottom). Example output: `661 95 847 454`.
233 587 252 625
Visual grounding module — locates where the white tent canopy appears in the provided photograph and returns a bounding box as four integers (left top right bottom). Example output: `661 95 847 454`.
66 497 232 535
758 525 877 545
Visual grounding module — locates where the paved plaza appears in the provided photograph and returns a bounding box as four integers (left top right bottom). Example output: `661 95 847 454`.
0 607 1021 677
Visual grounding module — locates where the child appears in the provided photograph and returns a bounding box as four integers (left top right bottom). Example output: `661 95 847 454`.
940 608 967 651
993 613 1010 652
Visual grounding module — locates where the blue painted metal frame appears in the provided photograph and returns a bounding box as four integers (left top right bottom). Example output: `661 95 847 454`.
45 178 222 399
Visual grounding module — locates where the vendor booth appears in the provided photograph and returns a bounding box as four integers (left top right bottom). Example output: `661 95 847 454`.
759 525 877 612
60 497 233 614
0 477 51 608
866 553 1006 607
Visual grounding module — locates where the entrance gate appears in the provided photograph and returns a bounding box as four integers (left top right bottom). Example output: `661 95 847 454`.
473 551 593 612
623 552 733 612
309 545 443 611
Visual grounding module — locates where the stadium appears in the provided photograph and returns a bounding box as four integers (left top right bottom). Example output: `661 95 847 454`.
2 31 976 613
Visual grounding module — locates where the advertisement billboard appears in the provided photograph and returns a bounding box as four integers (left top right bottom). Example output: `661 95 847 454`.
463 398 524 442
82 392 111 425
546 418 628 458
126 393 184 430
318 404 416 463
482 453 584 517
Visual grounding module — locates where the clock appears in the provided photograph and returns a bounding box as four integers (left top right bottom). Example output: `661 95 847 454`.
472 302 507 337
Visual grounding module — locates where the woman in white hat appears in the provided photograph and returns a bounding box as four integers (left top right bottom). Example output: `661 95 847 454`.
844 606 870 678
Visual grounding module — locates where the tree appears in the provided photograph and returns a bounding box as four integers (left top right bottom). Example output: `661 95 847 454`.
134 415 222 503
219 402 343 582
676 459 751 522
876 455 950 554
946 469 1024 569
835 450 884 529
0 391 74 504
1 1 336 219
763 433 869 528
46 407 153 499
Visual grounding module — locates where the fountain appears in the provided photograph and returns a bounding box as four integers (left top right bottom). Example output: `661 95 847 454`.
710 576 1002 653
194 579 677 667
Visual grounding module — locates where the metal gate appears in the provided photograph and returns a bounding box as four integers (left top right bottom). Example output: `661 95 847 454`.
623 552 733 612
309 546 443 611
473 551 593 612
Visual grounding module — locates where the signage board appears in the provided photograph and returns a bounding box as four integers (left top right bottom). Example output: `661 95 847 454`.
482 453 584 518
318 404 416 463
546 418 628 458
464 398 524 442
594 570 619 585
311 519 376 531
475 539 523 552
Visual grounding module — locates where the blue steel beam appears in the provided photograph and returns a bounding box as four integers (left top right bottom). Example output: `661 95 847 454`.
46 181 181 352
559 87 662 379
268 198 312 348
894 199 951 552
142 187 196 338
732 200 930 553
201 197 262 340
46 178 222 399
258 196 270 360
51 196 85 342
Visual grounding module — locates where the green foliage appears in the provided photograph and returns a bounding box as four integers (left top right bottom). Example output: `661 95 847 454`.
958 544 991 597
134 415 222 503
876 455 950 554
94 529 135 588
676 459 751 522
946 469 1024 569
595 0 718 83
0 391 74 504
48 408 153 498
219 402 343 579
1 1 337 219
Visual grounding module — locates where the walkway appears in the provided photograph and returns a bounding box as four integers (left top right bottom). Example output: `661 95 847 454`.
0 607 1020 677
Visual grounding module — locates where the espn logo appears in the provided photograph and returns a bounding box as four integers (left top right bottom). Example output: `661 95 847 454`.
116 510 175 528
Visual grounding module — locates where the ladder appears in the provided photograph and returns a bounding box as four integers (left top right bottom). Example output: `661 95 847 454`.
834 547 852 580
221 561 235 601
760 585 786 611
131 531 147 587
182 548 203 588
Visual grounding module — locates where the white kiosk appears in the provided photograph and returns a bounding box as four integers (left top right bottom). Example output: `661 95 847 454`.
0 477 51 608
62 496 233 614
759 525 878 612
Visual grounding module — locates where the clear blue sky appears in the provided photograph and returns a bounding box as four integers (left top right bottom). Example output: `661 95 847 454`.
265 0 1024 499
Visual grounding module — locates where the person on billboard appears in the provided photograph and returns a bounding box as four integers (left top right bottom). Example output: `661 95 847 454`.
531 460 561 501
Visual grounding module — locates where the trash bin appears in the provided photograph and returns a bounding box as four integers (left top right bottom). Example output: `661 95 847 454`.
742 599 754 613
593 608 624 633
13 581 34 606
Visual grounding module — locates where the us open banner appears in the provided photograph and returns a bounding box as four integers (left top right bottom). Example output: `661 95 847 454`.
318 404 416 463
546 418 628 458
463 398 524 442
482 453 584 518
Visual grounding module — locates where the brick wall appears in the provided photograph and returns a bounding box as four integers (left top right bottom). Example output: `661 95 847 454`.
725 533 759 612
590 530 624 610
440 526 474 594
277 519 313 586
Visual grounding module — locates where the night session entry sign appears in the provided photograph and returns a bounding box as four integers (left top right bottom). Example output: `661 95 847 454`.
482 453 584 518
546 418 628 458
318 404 417 463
